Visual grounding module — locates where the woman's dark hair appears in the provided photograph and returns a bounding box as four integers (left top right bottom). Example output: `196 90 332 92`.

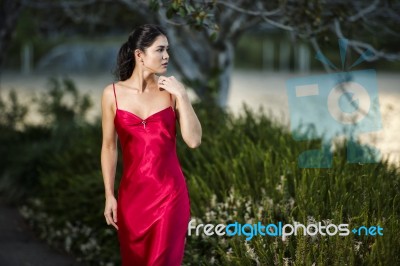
114 24 167 81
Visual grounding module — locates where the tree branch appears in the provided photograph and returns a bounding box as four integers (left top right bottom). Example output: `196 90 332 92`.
348 0 379 22
218 0 281 16
334 19 400 62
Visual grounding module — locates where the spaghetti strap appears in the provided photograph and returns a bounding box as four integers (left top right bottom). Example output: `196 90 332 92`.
112 83 118 110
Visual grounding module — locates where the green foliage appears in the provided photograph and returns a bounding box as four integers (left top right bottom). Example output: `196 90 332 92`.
0 79 399 265
0 77 93 203
35 77 92 126
0 90 28 130
154 0 219 41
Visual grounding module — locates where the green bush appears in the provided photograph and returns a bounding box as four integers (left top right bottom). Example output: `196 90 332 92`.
0 77 93 203
0 78 399 265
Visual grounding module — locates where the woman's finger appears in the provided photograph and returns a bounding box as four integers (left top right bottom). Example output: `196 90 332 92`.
158 76 166 84
112 207 117 223
109 216 119 230
104 212 111 224
105 213 118 230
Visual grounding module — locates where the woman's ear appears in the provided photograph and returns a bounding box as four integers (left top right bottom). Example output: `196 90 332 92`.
135 49 144 63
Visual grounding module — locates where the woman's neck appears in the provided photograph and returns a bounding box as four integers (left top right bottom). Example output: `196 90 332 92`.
127 68 158 93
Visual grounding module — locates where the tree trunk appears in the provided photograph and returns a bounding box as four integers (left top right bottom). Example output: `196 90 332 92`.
216 41 234 108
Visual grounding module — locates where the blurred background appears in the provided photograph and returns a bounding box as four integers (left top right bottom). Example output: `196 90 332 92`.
0 1 399 266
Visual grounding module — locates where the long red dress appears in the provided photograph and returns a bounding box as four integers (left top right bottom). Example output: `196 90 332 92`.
112 83 190 266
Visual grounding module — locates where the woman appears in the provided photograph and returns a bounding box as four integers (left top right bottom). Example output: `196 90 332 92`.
100 24 202 265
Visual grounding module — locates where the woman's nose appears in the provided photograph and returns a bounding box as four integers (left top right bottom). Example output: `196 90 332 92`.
163 51 169 59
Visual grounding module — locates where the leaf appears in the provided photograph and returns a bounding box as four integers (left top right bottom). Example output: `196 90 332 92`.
149 0 160 11
185 3 195 13
210 31 217 42
179 6 186 17
166 7 175 19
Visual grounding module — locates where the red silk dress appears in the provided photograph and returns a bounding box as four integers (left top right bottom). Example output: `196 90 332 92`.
112 83 190 266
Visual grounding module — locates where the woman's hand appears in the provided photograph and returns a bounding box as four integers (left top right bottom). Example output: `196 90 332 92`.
104 196 118 230
158 76 186 97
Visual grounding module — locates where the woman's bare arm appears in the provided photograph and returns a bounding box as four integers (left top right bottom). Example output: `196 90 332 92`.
174 92 202 148
100 84 119 230
158 76 202 149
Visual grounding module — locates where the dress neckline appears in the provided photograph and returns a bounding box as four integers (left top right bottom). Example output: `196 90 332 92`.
115 106 173 121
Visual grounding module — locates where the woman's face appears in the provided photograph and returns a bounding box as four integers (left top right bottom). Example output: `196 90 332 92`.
140 35 169 74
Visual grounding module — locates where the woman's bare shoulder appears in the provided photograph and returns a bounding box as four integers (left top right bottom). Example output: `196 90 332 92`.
101 83 117 109
102 83 116 98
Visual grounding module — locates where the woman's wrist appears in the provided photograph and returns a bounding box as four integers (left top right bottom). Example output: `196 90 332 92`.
175 90 189 102
105 191 115 199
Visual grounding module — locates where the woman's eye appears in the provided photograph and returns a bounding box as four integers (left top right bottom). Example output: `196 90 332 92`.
157 48 169 52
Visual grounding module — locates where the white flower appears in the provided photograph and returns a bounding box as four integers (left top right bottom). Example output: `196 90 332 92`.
287 197 295 209
354 240 362 253
226 247 233 261
205 211 214 222
283 257 291 266
222 202 227 210
18 205 33 218
265 197 274 207
235 199 241 208
32 198 42 207
244 241 260 265
210 256 215 264
65 236 72 252
322 219 332 226
81 225 92 236
104 228 114 235
210 194 217 208
228 187 235 204
245 200 252 214
244 213 250 222
226 247 233 255
257 206 264 220
246 217 254 225
307 216 316 224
